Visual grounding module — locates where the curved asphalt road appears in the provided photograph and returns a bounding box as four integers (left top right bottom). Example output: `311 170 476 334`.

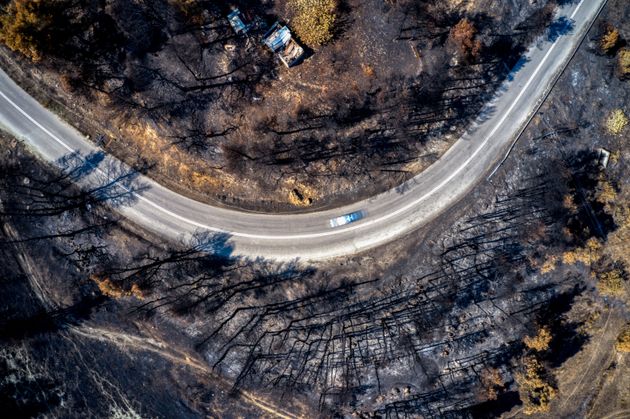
0 0 604 261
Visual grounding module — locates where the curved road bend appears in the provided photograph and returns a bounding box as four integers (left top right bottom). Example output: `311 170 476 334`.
0 0 604 261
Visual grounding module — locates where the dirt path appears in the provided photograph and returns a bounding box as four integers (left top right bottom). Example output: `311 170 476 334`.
598 409 630 419
559 309 613 410
0 210 303 418
549 307 629 418
69 325 304 419
0 201 56 311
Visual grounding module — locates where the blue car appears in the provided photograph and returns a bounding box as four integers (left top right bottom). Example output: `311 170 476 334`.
329 210 366 228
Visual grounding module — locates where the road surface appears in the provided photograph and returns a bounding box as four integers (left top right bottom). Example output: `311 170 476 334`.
0 0 605 261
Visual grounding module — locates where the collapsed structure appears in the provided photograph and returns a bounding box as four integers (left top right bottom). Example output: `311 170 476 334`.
262 22 305 68
226 8 305 69
227 9 251 35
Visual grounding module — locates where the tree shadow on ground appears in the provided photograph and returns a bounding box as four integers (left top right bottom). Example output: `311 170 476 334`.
467 391 522 418
536 284 590 368
0 295 107 342
547 16 575 42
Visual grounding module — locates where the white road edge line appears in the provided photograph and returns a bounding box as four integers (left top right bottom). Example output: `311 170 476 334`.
0 0 586 242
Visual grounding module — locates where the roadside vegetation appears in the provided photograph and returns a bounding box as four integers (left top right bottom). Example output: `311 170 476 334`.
0 0 571 211
449 18 482 62
599 25 620 54
0 0 628 417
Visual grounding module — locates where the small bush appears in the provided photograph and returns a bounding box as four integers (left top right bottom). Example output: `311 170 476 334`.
563 194 578 214
600 26 620 54
0 0 52 61
479 368 505 401
91 275 144 299
562 237 602 266
619 48 630 78
93 276 126 298
597 269 625 297
540 255 559 274
605 210 630 270
172 0 205 25
524 327 552 352
605 109 628 135
615 324 630 352
515 357 557 415
596 178 618 207
291 0 337 48
449 18 482 60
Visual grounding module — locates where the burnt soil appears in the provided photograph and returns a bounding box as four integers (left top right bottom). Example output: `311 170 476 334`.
0 0 629 418
0 0 563 212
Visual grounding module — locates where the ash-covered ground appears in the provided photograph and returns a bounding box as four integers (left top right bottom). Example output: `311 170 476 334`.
0 0 564 211
1 0 629 418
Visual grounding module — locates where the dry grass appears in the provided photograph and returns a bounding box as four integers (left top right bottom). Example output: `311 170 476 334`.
603 185 630 271
524 327 552 352
562 237 602 266
619 48 630 77
540 255 559 274
515 356 557 415
597 269 625 298
286 179 318 207
92 275 144 300
605 109 628 136
120 121 228 192
615 323 630 352
600 26 620 54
